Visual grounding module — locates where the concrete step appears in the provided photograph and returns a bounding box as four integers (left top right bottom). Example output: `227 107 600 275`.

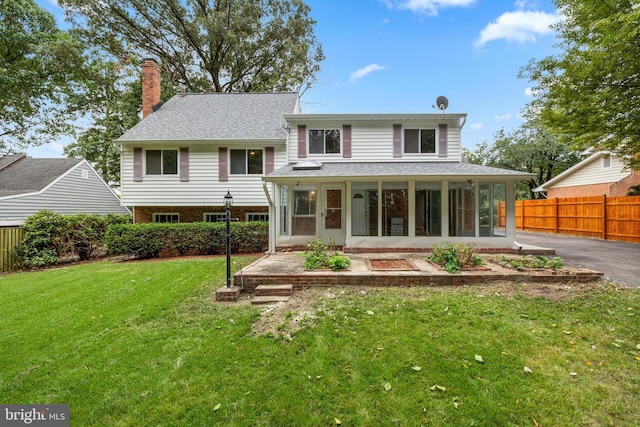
255 284 294 297
251 295 290 305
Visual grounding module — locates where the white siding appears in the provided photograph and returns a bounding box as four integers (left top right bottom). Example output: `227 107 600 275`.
121 143 287 206
288 119 462 162
0 162 129 224
550 155 630 188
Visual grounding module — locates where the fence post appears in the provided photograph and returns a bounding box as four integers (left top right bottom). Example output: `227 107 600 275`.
554 198 558 234
602 194 607 240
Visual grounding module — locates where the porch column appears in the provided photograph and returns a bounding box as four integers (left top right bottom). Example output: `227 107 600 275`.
441 181 449 238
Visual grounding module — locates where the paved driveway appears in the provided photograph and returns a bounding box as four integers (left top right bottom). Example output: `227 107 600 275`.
516 231 640 287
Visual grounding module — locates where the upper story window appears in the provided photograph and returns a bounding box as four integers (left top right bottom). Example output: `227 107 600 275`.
146 149 177 175
404 129 436 154
602 154 611 169
309 129 341 154
231 149 263 174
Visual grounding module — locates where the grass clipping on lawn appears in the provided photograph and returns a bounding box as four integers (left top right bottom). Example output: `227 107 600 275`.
1 257 639 426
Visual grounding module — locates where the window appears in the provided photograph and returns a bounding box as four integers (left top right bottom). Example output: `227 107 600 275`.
292 188 316 235
404 129 436 154
351 182 378 236
146 150 177 175
479 182 506 237
230 149 263 174
309 129 340 154
204 213 227 222
153 213 179 223
415 182 441 236
382 182 408 236
280 185 288 235
449 182 475 236
247 213 269 222
602 154 611 168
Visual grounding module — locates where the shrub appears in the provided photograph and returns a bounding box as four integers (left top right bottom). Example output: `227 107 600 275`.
17 211 132 268
300 238 350 271
428 242 484 274
105 221 268 258
496 255 564 270
326 254 351 271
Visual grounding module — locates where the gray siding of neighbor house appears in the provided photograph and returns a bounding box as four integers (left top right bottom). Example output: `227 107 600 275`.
0 162 129 224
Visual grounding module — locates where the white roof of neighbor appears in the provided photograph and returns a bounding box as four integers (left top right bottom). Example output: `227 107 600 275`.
118 92 299 142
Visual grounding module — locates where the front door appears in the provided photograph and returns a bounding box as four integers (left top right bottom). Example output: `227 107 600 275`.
321 184 346 246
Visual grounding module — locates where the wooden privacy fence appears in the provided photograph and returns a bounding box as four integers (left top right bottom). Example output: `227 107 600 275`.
1 227 23 272
500 195 640 243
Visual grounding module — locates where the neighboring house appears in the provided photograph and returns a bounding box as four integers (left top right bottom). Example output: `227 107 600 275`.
0 154 130 226
534 150 640 198
118 59 533 251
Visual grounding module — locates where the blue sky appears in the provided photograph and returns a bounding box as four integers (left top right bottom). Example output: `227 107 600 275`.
31 0 560 157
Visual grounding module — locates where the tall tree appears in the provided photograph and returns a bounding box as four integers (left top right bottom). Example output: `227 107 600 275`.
0 0 85 153
59 0 324 94
519 0 640 169
464 120 583 199
64 58 176 186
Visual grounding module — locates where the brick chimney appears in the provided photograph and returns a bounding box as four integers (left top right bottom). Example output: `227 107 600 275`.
142 58 161 119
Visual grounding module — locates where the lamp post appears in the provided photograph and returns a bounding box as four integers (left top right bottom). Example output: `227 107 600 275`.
224 190 233 288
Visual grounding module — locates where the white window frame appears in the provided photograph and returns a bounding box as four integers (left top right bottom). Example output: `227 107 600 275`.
246 212 269 222
230 149 263 175
308 129 341 154
153 213 179 223
203 213 228 223
602 154 611 169
403 128 437 154
146 149 178 175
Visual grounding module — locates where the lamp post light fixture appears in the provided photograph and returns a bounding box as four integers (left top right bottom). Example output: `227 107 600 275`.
224 190 233 288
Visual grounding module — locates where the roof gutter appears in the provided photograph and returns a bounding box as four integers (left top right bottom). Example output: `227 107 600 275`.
262 181 276 254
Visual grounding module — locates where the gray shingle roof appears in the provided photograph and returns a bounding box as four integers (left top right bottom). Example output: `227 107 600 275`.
0 156 83 197
265 162 534 180
118 92 299 142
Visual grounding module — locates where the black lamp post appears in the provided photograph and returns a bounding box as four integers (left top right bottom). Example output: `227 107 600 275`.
224 190 233 288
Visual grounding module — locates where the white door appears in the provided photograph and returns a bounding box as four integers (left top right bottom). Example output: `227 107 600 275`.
321 184 346 246
352 192 367 236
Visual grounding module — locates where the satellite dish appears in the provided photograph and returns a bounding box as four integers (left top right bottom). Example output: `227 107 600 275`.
435 96 449 112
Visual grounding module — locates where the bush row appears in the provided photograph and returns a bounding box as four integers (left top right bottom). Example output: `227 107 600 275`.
18 211 133 268
106 221 268 259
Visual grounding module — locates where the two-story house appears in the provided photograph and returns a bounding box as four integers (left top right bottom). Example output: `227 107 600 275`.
118 59 533 252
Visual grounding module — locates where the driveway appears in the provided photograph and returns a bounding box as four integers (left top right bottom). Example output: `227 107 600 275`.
516 231 640 287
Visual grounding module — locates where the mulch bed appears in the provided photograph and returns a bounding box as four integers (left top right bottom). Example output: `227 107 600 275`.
366 258 419 271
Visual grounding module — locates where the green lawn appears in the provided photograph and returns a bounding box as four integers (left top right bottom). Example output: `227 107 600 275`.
1 257 639 426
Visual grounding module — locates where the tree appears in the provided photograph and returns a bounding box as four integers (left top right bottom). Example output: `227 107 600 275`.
0 0 85 153
464 120 583 199
519 0 640 169
64 58 176 186
59 0 324 94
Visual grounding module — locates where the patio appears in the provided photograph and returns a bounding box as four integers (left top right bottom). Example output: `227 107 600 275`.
232 246 604 294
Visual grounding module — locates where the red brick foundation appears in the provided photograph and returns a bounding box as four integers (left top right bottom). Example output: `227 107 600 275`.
133 205 268 223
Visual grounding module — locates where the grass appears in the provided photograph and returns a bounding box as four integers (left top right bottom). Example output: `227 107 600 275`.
1 257 639 426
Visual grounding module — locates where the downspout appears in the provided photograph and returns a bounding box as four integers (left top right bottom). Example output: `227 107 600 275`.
262 181 276 254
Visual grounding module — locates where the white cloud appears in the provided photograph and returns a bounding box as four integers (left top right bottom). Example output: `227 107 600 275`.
349 64 387 83
383 0 476 16
524 87 536 96
474 10 559 47
494 113 512 120
469 122 484 130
